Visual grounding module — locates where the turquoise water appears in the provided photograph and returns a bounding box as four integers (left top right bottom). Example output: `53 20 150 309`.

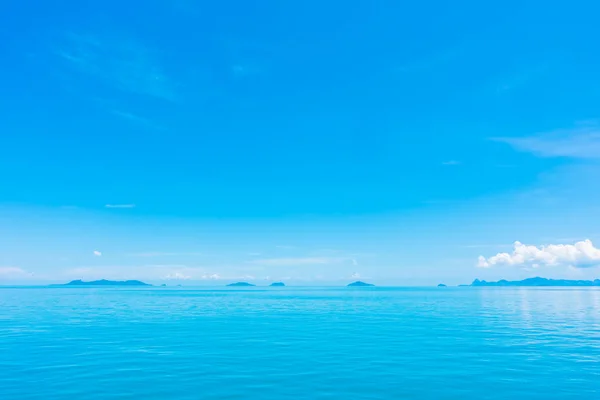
1 287 600 399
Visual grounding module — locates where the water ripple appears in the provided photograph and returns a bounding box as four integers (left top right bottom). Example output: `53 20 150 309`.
1 287 600 399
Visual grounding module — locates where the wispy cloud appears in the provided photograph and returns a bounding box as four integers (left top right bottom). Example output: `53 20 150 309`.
105 204 136 209
493 122 600 159
462 244 512 249
57 32 176 101
93 250 102 257
0 267 34 279
477 239 600 269
111 110 164 130
251 257 356 266
230 62 264 78
128 252 203 257
442 160 461 166
422 199 457 205
494 64 548 94
221 37 272 79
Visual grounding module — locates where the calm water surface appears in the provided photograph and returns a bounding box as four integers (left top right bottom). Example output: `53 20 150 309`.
1 287 600 399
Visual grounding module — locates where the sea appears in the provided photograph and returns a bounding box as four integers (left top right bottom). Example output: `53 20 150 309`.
1 286 599 399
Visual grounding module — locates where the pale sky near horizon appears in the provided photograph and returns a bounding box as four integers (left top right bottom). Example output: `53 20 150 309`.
2 0 600 285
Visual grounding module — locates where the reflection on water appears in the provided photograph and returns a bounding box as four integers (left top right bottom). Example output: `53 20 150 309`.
1 287 600 399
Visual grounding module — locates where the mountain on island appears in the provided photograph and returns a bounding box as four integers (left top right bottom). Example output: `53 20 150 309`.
57 279 151 287
470 277 600 287
347 281 375 287
269 282 285 287
226 282 256 287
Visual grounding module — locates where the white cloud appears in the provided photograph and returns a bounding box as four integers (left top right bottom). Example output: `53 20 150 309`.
493 122 600 159
105 204 136 209
351 272 361 279
93 250 102 257
252 257 354 266
478 239 600 268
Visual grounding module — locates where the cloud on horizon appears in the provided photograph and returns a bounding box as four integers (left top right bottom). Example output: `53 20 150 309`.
478 239 600 269
61 265 252 282
163 271 192 280
251 257 358 266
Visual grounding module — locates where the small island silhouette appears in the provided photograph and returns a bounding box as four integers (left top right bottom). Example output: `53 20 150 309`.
469 277 600 287
269 282 285 287
56 279 151 287
437 283 447 287
226 282 256 287
347 281 375 287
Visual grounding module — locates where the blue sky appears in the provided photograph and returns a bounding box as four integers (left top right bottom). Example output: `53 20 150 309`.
1 0 600 285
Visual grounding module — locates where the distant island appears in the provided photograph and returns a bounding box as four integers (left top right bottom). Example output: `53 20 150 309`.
226 282 256 287
437 283 447 287
269 282 285 287
347 281 375 287
470 277 600 287
56 279 151 287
